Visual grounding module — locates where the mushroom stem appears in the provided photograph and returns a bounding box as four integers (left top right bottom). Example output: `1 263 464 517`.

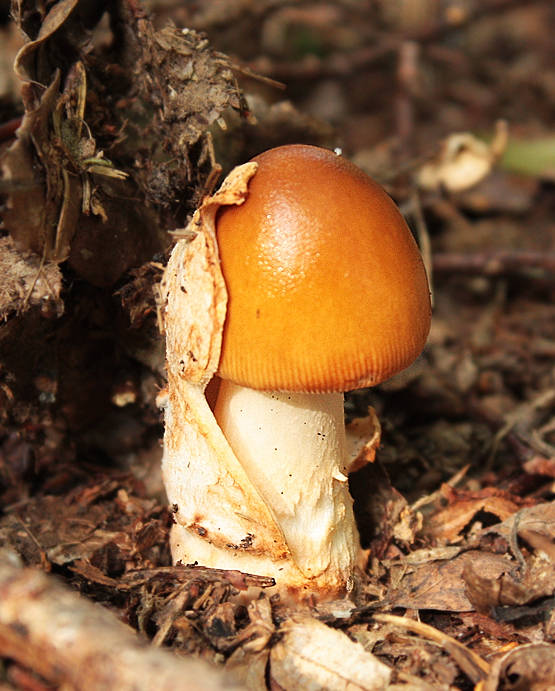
213 380 360 583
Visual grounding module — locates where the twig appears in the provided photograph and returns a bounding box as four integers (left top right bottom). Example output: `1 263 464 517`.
487 389 555 465
118 564 276 590
467 397 536 466
406 0 543 45
151 585 191 647
509 509 527 574
395 41 419 154
21 250 47 312
0 552 235 691
228 62 286 90
433 250 555 279
411 464 469 511
409 191 434 306
248 40 397 80
373 613 490 683
245 0 542 81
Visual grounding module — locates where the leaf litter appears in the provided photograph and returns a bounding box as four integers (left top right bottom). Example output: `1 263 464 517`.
0 1 554 689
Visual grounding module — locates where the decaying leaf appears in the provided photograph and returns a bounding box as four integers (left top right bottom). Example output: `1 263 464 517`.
424 485 532 542
417 120 508 193
464 550 555 614
462 502 555 613
386 501 554 619
351 460 420 558
270 615 391 691
1 74 61 256
346 408 381 473
387 550 513 612
13 0 81 85
383 501 555 613
479 501 555 553
483 642 555 691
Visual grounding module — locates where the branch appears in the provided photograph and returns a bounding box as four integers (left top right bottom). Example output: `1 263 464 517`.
433 250 555 279
0 552 234 691
407 0 542 45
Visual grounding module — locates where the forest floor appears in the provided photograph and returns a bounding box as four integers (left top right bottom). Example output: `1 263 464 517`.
0 1 554 689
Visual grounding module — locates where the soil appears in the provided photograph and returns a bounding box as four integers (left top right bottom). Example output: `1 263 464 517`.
0 1 554 689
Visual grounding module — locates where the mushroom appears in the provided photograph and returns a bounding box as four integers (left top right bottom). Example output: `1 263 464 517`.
161 145 431 600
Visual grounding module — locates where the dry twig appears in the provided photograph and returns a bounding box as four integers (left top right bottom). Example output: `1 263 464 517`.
433 250 555 279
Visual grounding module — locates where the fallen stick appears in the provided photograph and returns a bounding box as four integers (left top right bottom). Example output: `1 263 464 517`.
0 551 235 691
433 250 555 278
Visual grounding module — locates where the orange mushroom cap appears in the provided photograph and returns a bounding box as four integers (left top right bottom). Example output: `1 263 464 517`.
216 144 431 393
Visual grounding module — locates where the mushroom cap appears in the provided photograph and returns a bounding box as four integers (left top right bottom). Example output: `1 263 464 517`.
216 144 431 392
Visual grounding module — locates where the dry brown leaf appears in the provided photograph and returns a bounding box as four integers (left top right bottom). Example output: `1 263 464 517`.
425 486 529 542
479 501 555 549
417 121 508 193
14 0 81 83
270 615 391 690
463 551 555 613
346 408 381 473
389 502 555 612
1 75 61 256
483 642 555 691
388 550 513 612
